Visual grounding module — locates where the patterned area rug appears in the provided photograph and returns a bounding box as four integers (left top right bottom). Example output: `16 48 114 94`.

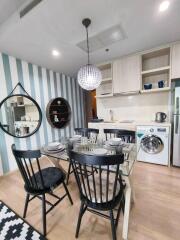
0 201 46 240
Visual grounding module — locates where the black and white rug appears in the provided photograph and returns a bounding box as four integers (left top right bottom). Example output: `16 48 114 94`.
0 201 46 240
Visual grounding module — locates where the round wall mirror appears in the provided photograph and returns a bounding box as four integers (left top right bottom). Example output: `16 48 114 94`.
0 94 42 138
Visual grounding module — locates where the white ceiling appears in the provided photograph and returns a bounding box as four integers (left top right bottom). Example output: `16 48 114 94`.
0 0 30 24
0 0 180 77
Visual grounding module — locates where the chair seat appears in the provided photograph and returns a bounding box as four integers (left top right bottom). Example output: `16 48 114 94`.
25 167 66 193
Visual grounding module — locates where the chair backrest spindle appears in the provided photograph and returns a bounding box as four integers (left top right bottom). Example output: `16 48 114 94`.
104 129 121 141
74 128 99 142
104 129 135 143
69 150 124 209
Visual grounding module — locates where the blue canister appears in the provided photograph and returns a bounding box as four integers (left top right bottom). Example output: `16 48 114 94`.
158 80 165 88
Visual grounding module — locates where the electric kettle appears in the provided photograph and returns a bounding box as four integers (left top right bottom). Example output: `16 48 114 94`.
155 112 167 123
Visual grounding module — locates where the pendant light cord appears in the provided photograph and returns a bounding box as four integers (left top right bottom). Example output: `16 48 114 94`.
86 26 90 65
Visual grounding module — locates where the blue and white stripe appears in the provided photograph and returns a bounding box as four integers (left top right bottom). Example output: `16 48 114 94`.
0 53 85 174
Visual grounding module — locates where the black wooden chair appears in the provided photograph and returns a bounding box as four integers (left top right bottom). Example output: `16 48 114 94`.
66 128 99 185
74 128 99 140
117 130 136 143
104 129 135 143
11 144 73 236
104 129 122 141
69 150 125 240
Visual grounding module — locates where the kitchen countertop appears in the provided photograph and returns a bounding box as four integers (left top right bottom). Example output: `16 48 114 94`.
88 121 171 131
134 121 171 127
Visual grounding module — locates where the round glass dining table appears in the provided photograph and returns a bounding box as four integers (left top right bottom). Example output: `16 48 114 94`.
41 139 137 177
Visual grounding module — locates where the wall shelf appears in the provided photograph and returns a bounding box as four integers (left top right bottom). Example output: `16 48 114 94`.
46 97 71 129
141 66 170 76
141 87 170 94
141 47 171 91
101 77 112 83
96 62 113 97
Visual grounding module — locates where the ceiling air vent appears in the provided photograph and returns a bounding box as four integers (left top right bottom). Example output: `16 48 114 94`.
20 0 43 18
77 24 126 53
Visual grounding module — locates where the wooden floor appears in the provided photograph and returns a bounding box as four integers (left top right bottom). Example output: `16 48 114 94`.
1 158 180 240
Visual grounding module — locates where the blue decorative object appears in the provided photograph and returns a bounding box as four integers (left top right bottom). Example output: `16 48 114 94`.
158 80 165 88
144 83 152 90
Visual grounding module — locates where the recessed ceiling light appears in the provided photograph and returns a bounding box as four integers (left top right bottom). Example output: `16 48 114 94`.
111 31 121 41
52 49 60 57
159 1 170 12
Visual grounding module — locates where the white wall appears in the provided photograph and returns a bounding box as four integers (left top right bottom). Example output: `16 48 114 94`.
97 92 170 122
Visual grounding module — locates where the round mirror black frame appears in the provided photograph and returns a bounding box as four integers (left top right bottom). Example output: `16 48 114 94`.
0 94 42 138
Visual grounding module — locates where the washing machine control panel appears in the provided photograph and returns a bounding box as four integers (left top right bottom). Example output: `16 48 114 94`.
137 126 169 134
157 128 166 132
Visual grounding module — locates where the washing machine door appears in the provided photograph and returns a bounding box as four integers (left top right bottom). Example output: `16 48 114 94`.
140 135 164 154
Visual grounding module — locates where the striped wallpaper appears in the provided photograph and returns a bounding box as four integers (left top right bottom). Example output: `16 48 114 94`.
0 53 85 174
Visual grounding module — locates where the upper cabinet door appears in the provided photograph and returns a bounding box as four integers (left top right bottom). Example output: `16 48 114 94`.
113 58 123 94
113 54 141 94
172 43 180 79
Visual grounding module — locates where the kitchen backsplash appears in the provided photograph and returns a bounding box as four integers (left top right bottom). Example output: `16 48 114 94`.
96 92 170 122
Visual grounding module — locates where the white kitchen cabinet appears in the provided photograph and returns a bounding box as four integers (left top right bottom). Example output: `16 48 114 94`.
96 62 113 98
141 47 171 93
113 54 141 94
171 43 180 79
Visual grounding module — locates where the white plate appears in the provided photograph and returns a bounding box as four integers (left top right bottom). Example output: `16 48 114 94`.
72 135 81 139
92 148 108 155
43 146 65 154
108 138 122 146
47 142 62 150
70 135 81 141
69 135 81 142
47 146 64 151
48 142 61 147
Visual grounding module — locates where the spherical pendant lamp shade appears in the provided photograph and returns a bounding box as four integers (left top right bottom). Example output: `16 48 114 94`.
77 18 102 91
77 64 102 91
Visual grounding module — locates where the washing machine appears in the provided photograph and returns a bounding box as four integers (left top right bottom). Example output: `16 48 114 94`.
136 125 170 166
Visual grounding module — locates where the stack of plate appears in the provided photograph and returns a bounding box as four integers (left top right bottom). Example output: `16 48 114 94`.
69 135 81 142
107 138 122 146
44 142 65 153
92 148 107 155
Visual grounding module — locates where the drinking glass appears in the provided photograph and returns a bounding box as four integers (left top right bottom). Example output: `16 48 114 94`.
97 137 104 147
73 141 81 152
81 137 88 145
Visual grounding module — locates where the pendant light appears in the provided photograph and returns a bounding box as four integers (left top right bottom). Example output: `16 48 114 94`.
77 18 102 91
